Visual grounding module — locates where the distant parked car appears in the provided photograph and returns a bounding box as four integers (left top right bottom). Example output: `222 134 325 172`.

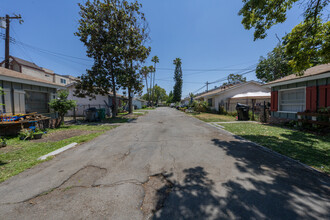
170 103 176 108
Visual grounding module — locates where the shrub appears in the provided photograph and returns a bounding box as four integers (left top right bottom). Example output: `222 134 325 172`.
0 137 7 147
218 106 227 115
142 105 147 109
49 90 77 127
227 111 238 117
193 101 209 113
19 129 34 140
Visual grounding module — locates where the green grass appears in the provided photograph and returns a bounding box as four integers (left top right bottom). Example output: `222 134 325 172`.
140 107 156 110
0 124 116 183
101 117 129 123
187 112 236 122
221 123 330 174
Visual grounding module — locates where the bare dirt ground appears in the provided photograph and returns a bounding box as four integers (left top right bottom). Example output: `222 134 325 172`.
31 130 98 143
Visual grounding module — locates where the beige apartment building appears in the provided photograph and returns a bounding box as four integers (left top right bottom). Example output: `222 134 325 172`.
0 56 76 86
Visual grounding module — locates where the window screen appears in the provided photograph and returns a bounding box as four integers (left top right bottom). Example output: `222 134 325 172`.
279 88 305 112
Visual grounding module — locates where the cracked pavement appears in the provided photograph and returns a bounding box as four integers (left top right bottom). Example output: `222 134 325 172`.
0 107 329 219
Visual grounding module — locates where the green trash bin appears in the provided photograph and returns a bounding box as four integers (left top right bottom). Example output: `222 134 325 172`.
98 108 106 120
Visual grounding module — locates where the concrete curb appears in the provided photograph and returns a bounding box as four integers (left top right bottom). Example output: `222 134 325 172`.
38 142 78 160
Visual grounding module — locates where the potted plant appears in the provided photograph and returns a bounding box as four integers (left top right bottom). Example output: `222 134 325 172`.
19 129 34 140
33 129 44 139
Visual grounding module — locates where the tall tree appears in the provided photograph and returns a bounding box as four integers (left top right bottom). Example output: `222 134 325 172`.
256 43 293 82
151 55 159 106
227 73 246 84
120 1 151 114
74 0 128 118
74 0 151 116
239 0 329 40
285 19 330 73
141 85 167 105
141 66 153 106
167 90 174 104
173 58 183 103
239 0 330 72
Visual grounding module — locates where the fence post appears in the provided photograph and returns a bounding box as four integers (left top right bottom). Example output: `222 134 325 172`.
252 99 255 121
73 107 76 122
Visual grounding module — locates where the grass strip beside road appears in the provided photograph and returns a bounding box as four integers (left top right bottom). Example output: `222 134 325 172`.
0 124 116 183
187 112 236 122
221 123 330 174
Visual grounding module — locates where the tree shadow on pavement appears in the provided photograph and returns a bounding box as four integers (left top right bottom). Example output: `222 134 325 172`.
153 166 221 219
153 140 330 219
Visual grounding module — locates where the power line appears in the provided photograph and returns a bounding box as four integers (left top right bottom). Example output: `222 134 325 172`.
193 85 206 94
11 26 35 63
156 78 202 84
16 40 93 62
157 67 255 72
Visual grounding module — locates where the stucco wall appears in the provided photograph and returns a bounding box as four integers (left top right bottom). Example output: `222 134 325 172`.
54 75 74 85
204 83 270 112
21 66 54 83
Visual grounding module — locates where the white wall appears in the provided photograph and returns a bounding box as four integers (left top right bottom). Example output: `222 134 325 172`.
133 99 142 109
66 85 111 116
205 83 270 111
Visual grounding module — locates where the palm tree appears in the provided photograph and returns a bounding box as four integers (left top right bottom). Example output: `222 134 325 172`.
141 66 150 106
141 66 154 106
151 56 159 106
189 92 194 104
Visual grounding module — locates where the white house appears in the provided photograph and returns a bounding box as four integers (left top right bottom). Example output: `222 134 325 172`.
132 98 147 109
195 81 270 112
66 83 126 116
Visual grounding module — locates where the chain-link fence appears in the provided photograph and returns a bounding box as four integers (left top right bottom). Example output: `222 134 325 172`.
66 104 112 117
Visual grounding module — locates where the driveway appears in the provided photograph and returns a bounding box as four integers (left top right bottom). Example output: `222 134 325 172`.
0 108 329 219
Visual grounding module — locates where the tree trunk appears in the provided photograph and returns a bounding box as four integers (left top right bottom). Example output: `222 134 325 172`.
152 64 156 106
145 76 150 106
128 87 133 114
111 73 117 118
149 72 152 106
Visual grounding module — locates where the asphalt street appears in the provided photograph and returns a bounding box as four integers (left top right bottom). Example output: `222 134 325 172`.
0 107 329 219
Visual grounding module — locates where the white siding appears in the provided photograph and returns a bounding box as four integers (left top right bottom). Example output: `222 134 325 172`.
204 83 271 112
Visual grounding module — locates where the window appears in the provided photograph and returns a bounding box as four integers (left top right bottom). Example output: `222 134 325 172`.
279 88 305 112
25 91 49 113
208 98 213 107
60 78 67 84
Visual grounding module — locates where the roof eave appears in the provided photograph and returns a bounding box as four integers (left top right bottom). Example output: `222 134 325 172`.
0 75 64 89
266 71 330 88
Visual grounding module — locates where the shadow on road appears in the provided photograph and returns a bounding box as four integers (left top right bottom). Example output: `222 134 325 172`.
153 139 330 219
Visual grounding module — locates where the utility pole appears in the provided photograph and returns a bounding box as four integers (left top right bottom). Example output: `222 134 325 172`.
206 81 209 92
0 14 22 69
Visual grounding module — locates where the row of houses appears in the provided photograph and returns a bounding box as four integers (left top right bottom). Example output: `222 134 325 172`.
0 56 147 116
186 63 330 121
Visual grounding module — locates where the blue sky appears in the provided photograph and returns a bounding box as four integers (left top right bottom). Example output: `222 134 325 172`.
1 0 306 97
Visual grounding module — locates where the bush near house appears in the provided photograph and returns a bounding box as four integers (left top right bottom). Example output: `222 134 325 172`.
49 90 76 127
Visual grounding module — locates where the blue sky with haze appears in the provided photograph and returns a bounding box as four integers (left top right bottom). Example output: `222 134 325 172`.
1 0 305 97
